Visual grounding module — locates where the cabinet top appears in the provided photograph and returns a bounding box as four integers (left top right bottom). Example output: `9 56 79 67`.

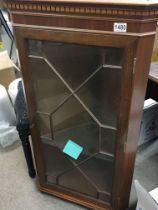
4 0 158 27
4 0 158 6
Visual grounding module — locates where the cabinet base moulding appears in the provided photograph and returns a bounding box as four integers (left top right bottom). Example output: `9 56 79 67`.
39 185 112 210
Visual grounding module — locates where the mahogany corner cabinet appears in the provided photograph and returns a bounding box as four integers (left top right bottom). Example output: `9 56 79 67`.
4 0 158 209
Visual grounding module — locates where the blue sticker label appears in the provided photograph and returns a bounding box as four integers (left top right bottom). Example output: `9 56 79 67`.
63 140 83 160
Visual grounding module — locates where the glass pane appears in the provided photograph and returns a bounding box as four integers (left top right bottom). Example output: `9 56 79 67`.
103 48 124 66
53 96 99 159
99 191 111 203
44 42 102 90
100 127 116 155
58 153 113 201
28 39 124 204
28 56 71 113
37 113 52 138
77 67 122 127
43 144 74 184
58 166 98 198
28 40 42 56
79 154 113 193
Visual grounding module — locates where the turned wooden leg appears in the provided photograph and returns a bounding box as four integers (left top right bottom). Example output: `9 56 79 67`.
19 132 36 178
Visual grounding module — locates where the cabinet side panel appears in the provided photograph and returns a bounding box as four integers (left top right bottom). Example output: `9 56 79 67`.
112 35 155 210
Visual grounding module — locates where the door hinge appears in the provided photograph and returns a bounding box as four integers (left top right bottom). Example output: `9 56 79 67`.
133 58 136 74
124 141 127 153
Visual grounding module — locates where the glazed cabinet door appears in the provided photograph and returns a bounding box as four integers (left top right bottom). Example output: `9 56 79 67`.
15 27 136 210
